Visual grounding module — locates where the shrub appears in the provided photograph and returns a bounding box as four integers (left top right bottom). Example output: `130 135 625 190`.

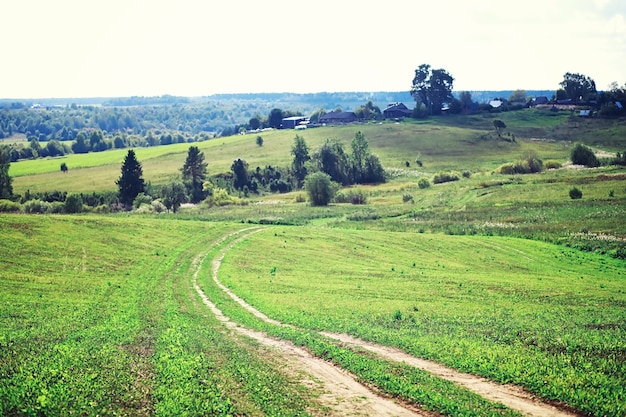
334 189 367 205
304 172 337 206
23 199 52 214
462 170 471 178
571 142 600 167
0 199 21 212
152 200 167 213
133 192 152 209
417 178 431 189
402 193 414 203
64 193 84 213
294 193 306 203
433 171 460 184
569 187 583 199
544 159 562 169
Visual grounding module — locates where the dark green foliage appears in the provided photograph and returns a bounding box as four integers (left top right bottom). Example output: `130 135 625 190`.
255 135 263 147
610 151 626 166
304 172 336 206
116 149 145 207
353 101 381 120
571 142 600 167
161 181 188 212
569 187 583 199
0 199 21 212
64 193 83 213
0 146 13 199
334 189 367 205
410 64 454 115
418 178 430 189
60 162 68 173
231 158 250 191
559 72 597 101
313 138 351 185
181 146 207 203
290 135 310 187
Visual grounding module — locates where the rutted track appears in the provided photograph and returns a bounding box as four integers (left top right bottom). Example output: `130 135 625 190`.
193 228 426 416
205 228 580 417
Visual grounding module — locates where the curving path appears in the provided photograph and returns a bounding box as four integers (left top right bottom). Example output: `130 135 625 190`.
205 228 581 417
192 229 427 416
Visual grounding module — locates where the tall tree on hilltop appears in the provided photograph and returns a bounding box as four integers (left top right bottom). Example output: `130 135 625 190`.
559 72 597 102
181 145 207 203
410 64 454 115
0 146 13 199
116 149 145 207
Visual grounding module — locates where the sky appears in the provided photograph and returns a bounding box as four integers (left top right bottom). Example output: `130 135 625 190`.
2 0 625 98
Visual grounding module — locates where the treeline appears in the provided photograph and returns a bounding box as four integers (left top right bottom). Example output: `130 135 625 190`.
0 131 386 212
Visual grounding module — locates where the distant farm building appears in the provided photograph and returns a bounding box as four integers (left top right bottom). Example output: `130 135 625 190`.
319 111 357 125
281 116 308 129
383 102 412 119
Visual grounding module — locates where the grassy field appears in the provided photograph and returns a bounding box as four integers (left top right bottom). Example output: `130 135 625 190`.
215 227 625 416
2 109 625 416
0 216 317 416
12 108 620 194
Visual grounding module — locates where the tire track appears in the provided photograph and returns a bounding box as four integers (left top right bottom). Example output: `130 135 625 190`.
209 229 580 417
193 229 426 417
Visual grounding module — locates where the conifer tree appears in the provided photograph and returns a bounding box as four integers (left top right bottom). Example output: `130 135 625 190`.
181 146 207 203
116 149 145 206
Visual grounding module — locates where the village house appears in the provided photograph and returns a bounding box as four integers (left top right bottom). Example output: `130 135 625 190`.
318 111 358 125
383 102 412 119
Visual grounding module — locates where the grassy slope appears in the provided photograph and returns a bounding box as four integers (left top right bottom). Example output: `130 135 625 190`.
218 227 625 416
0 215 315 416
12 108 620 194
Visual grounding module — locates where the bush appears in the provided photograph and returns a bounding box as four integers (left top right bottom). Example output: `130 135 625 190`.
0 199 21 212
334 189 367 205
433 171 460 184
569 187 583 199
133 192 152 209
64 193 84 213
544 159 562 169
462 170 471 178
304 172 337 206
571 142 600 167
497 156 543 174
418 178 431 189
294 193 306 203
23 199 52 214
402 193 414 203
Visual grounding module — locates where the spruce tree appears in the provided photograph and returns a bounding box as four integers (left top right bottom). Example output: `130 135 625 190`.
116 149 145 207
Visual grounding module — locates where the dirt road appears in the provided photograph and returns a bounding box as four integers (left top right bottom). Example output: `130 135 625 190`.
199 229 580 417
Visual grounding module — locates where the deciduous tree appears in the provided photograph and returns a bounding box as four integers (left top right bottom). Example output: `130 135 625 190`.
411 64 454 115
559 72 597 102
291 135 310 187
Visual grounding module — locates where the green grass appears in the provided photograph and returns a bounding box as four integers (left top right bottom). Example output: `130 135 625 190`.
10 117 578 194
217 226 625 416
0 215 317 416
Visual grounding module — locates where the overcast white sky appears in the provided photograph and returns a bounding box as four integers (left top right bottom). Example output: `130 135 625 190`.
2 0 625 98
